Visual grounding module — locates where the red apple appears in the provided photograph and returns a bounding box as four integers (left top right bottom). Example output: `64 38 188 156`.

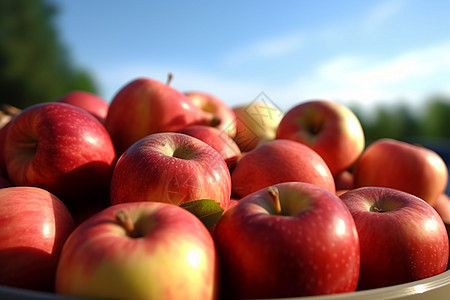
55 201 218 300
0 175 12 188
213 182 360 298
354 138 448 205
110 132 231 210
57 90 109 124
233 101 284 152
105 77 215 154
0 186 75 292
334 169 355 196
276 100 365 175
433 193 450 223
185 91 237 137
177 125 241 169
340 187 449 290
231 139 335 198
0 121 11 178
4 102 117 206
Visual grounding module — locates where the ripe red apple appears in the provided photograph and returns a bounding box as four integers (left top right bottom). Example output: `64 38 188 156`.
334 169 355 196
178 125 241 169
105 77 215 154
340 187 449 290
0 186 75 292
55 201 218 300
57 90 109 124
110 132 231 210
233 101 284 152
433 193 450 223
0 121 11 178
0 175 11 188
276 100 365 175
213 182 360 299
354 138 448 205
185 91 237 137
4 102 117 206
231 139 335 198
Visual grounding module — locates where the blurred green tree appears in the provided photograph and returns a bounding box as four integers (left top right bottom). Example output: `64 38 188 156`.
419 96 450 139
0 0 98 109
353 102 421 145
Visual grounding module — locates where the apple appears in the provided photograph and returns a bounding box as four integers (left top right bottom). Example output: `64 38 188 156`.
105 77 216 154
340 187 449 290
212 182 360 299
432 193 450 223
0 105 21 178
334 169 355 196
177 125 241 169
55 201 218 300
353 138 448 205
0 186 75 292
110 132 231 210
233 101 284 152
0 175 11 188
185 91 237 137
0 104 21 129
57 90 109 124
0 121 11 178
276 100 365 175
231 139 335 199
4 102 117 206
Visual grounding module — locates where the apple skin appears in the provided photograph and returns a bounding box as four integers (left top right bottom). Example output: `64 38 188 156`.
177 125 241 169
340 187 449 290
185 91 237 138
105 77 213 154
0 186 75 292
4 102 117 205
0 175 12 188
212 182 360 299
0 121 11 178
432 193 450 223
55 201 218 300
231 139 335 199
57 90 109 124
233 102 284 152
334 169 355 196
276 100 365 175
353 138 448 205
110 132 231 210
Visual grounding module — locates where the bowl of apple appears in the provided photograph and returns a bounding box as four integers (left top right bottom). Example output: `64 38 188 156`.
1 83 450 299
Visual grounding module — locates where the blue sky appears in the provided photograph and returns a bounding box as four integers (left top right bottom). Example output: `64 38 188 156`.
52 0 450 114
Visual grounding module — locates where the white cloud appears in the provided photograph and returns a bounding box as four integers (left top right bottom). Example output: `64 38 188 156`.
362 0 406 31
222 32 304 67
287 42 450 111
93 41 450 117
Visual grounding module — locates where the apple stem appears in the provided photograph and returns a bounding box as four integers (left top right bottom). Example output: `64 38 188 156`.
267 186 282 215
371 205 384 213
210 115 222 127
115 210 135 236
166 72 174 85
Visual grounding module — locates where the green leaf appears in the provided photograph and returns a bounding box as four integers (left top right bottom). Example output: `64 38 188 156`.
180 199 224 231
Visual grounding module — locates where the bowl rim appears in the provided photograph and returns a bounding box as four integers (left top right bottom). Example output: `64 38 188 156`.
1 269 449 300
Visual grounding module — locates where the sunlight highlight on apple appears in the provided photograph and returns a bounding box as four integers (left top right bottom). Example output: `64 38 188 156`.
424 218 438 232
186 247 203 269
336 218 346 236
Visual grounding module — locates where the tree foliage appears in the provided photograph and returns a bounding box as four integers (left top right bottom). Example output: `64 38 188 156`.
0 0 97 109
353 95 450 146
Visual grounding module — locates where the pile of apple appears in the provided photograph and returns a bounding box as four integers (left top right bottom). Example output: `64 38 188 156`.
0 75 449 300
